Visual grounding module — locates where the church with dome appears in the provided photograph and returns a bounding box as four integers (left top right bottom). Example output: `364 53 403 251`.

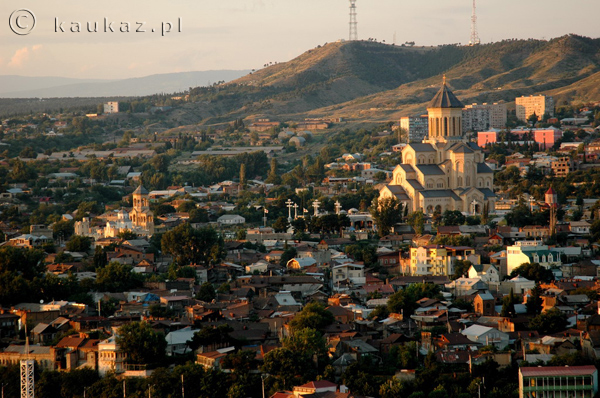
379 78 496 214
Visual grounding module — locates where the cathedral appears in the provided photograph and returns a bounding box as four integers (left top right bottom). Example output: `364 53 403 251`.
380 78 496 214
75 185 155 238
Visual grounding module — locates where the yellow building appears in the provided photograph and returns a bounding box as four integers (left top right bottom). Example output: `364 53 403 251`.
515 95 554 122
129 185 154 235
380 78 496 214
410 244 476 276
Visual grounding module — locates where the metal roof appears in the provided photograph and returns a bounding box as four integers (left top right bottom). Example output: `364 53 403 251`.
407 143 436 152
520 365 597 377
415 164 445 176
428 82 464 109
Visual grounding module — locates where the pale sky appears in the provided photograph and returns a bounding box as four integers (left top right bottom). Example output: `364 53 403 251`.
1 0 598 80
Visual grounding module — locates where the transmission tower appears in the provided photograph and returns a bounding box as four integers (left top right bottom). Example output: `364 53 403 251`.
469 0 480 46
349 0 357 41
21 324 34 398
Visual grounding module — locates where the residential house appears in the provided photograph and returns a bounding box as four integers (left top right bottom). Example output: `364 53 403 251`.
461 324 509 348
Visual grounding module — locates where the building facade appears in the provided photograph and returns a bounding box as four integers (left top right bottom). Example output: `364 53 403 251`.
103 102 119 114
410 245 476 276
400 115 429 142
506 240 562 275
516 95 554 122
519 365 598 398
462 102 507 132
380 79 496 214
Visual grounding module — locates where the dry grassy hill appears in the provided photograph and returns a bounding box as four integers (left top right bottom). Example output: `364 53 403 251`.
169 35 600 126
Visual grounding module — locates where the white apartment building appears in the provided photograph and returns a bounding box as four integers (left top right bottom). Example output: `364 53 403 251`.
400 115 429 142
462 102 507 132
103 101 119 114
515 95 554 122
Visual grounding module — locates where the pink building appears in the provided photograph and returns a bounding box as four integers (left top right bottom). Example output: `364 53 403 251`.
477 128 562 150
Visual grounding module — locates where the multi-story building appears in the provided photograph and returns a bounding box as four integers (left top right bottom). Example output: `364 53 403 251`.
98 335 127 376
506 240 562 275
519 365 598 398
462 102 507 132
103 101 119 114
516 95 554 122
477 128 563 150
409 245 476 276
400 115 429 142
552 156 578 177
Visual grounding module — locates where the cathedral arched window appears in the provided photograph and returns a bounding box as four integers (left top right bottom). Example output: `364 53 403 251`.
466 176 470 186
452 118 456 135
443 117 448 135
458 177 463 187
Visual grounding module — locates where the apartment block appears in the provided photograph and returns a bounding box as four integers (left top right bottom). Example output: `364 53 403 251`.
516 95 554 122
399 115 429 142
519 365 598 398
463 102 507 132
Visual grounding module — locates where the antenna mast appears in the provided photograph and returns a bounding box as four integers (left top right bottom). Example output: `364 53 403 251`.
469 0 480 46
21 323 34 398
349 0 358 41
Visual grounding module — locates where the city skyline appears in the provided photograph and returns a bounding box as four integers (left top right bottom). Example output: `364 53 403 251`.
0 0 598 80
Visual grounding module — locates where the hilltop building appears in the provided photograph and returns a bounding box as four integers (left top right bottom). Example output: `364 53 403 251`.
379 78 496 214
103 102 119 114
515 95 554 122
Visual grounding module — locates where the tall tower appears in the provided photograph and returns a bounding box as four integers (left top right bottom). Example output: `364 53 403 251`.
349 0 358 41
469 0 480 46
21 324 34 398
426 76 465 141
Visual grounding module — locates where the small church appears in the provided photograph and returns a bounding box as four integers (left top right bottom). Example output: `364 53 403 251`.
379 78 496 214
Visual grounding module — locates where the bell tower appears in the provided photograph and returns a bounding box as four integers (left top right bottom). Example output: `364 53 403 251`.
426 76 464 141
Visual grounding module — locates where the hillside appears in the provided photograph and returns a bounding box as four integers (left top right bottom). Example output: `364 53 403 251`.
171 35 600 126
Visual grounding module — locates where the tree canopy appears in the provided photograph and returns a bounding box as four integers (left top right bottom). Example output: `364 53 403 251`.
161 224 225 266
116 321 167 365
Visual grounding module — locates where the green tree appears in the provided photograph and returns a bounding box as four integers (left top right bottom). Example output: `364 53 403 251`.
526 283 544 315
441 210 466 226
500 288 518 318
509 262 554 283
161 224 225 266
388 283 442 316
370 197 402 237
528 308 568 334
272 216 289 233
95 262 142 292
452 260 472 280
65 235 92 252
289 302 334 333
196 282 216 302
407 210 425 235
279 247 297 267
117 321 166 365
239 163 246 188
